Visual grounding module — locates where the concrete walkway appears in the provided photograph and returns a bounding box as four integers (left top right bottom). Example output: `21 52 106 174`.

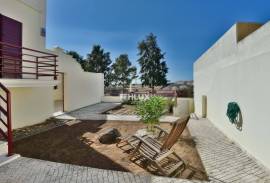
188 118 270 183
0 157 199 183
69 102 121 116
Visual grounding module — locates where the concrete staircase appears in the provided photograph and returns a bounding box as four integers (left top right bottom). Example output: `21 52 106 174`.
0 140 20 166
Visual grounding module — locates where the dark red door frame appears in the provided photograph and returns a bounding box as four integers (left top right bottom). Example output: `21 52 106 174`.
0 14 22 79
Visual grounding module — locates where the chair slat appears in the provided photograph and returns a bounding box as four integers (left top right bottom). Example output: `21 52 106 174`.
161 116 190 150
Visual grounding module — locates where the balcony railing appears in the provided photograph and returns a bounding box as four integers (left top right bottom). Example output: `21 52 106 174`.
0 41 58 80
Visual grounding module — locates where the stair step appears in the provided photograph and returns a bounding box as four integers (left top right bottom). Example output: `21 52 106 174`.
167 161 185 176
0 140 7 144
0 154 20 167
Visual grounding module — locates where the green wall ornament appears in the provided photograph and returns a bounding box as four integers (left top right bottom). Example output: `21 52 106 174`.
226 102 240 124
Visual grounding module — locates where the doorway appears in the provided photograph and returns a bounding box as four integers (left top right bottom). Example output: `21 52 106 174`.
53 72 65 114
0 14 22 78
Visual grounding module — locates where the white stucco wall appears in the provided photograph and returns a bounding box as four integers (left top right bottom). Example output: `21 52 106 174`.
101 96 122 103
10 87 54 129
194 22 270 169
51 48 104 111
173 98 194 117
0 0 46 50
0 0 55 129
53 74 63 101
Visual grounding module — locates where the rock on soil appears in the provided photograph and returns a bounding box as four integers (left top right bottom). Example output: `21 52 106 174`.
98 128 121 144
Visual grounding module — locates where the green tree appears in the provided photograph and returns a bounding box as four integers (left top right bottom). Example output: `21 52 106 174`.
66 50 86 70
111 54 137 92
137 33 168 92
85 45 112 87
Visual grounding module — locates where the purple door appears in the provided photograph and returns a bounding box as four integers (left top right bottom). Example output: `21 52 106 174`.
0 14 22 78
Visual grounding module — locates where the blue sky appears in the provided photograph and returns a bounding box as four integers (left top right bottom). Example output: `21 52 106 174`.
46 0 270 82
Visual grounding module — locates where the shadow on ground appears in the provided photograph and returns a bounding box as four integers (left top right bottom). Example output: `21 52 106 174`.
14 120 208 180
14 120 129 172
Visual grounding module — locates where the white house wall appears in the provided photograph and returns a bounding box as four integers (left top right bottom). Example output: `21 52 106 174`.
10 87 54 129
0 0 104 128
52 48 104 111
194 22 270 169
0 0 46 50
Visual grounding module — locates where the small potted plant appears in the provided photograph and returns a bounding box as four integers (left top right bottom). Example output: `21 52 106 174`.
135 96 167 132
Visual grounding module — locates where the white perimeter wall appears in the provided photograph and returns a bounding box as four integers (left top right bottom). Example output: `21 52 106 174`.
52 48 104 111
173 98 194 117
10 87 54 129
194 22 270 169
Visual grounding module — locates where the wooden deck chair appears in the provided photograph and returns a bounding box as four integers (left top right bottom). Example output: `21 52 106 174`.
116 120 177 149
129 116 190 177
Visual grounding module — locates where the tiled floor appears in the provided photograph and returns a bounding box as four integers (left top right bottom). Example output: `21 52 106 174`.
0 157 197 183
188 118 270 183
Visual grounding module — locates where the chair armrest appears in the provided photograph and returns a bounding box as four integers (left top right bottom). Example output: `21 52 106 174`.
154 125 169 135
131 135 161 153
153 125 169 139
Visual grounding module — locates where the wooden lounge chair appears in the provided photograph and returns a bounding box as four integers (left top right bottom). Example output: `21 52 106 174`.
129 116 190 177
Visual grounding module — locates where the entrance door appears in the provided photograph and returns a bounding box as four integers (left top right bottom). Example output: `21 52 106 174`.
0 14 22 78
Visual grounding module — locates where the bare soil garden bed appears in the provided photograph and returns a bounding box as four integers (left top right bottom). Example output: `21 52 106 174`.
13 120 208 180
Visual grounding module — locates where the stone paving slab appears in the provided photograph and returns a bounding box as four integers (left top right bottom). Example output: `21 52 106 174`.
0 157 200 183
188 118 270 183
68 102 122 116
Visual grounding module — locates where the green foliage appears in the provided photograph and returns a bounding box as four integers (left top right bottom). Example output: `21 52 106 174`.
85 45 112 87
122 99 137 105
111 54 137 92
135 96 167 131
137 33 168 91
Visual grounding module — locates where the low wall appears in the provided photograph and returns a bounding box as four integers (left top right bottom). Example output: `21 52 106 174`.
10 87 54 129
173 98 194 117
101 96 121 103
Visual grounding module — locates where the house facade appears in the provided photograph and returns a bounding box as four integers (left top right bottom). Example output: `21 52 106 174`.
194 22 270 169
0 0 104 131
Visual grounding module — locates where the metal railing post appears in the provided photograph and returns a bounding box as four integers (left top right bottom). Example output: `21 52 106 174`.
36 57 39 79
6 91 12 156
54 56 57 80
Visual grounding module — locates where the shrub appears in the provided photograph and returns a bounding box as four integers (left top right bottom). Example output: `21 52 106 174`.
135 96 167 131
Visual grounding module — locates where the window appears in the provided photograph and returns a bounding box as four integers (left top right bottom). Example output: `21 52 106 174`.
41 27 46 37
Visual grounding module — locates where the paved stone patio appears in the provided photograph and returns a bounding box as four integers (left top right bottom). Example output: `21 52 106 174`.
0 157 200 183
188 118 270 183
